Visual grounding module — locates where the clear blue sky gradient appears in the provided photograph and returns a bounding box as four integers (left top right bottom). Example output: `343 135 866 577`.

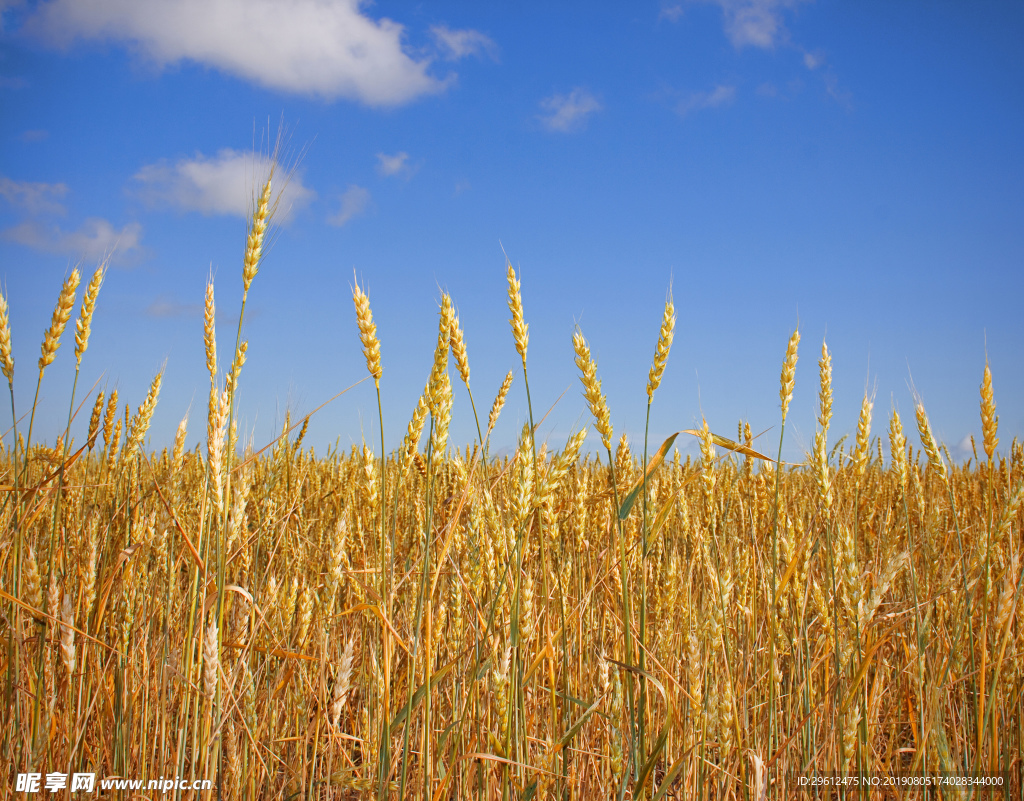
1 1 1022 464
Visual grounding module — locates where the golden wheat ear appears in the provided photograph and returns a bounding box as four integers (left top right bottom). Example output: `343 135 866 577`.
572 329 612 451
352 276 382 388
506 262 528 362
74 262 106 367
981 361 998 462
646 295 675 401
39 269 81 375
0 288 14 383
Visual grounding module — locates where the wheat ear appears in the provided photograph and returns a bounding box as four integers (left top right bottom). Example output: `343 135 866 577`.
39 269 81 374
204 278 217 383
243 174 273 292
401 392 429 473
0 288 13 383
450 314 470 387
779 327 800 424
352 278 382 388
427 295 453 414
203 617 219 699
60 589 76 675
74 263 105 367
981 362 998 464
86 391 104 451
123 371 163 459
853 393 873 479
102 388 119 452
915 402 948 483
572 330 612 451
812 341 833 514
506 263 528 363
487 371 514 435
646 296 675 400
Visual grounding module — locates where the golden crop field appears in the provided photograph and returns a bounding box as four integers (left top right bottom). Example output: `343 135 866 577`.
2 174 1022 800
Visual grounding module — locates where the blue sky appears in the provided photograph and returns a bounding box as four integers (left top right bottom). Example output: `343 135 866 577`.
1 0 1021 464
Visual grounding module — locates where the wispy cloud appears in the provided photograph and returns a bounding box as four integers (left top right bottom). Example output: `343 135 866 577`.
538 88 602 133
676 84 736 117
132 149 314 221
146 294 252 322
658 4 685 22
18 0 479 106
823 69 852 110
802 49 825 70
794 46 852 108
19 129 49 142
697 0 809 50
328 185 370 227
376 151 415 178
0 75 28 89
430 25 497 61
1 173 142 261
0 175 68 215
0 0 28 17
3 218 143 261
146 295 202 319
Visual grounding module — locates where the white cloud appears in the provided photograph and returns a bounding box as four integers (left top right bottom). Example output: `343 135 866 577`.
659 4 685 22
0 175 68 215
953 434 975 463
20 0 460 106
803 49 824 70
726 3 781 48
19 129 49 142
702 0 808 50
147 295 202 319
328 185 370 227
1 172 143 262
676 84 735 117
430 25 497 61
824 69 852 109
133 149 314 222
3 218 143 261
538 88 602 133
376 151 411 177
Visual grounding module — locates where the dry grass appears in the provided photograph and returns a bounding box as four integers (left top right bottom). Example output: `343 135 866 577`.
1 207 1023 801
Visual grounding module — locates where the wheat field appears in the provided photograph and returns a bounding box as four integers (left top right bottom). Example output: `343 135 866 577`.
2 174 1022 800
